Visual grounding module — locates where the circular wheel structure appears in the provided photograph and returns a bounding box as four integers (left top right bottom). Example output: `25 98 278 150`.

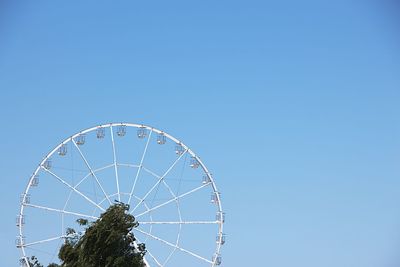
17 123 225 267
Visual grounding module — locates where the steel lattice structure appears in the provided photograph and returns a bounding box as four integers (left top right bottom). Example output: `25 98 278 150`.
17 123 224 267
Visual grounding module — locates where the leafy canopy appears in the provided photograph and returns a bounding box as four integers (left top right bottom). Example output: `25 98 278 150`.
29 202 146 267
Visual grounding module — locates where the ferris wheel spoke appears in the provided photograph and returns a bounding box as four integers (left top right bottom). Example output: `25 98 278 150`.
128 130 153 207
74 163 114 189
117 163 140 168
22 234 72 247
158 177 184 253
141 165 183 225
135 182 211 218
163 247 177 267
161 179 179 206
141 166 160 180
130 239 152 267
146 249 163 267
134 228 212 264
43 168 105 212
131 149 188 214
142 167 179 200
141 166 184 208
72 139 112 205
135 236 163 267
110 126 121 202
139 220 218 225
25 203 99 220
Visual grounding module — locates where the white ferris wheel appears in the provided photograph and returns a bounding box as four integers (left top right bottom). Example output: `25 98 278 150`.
16 123 225 267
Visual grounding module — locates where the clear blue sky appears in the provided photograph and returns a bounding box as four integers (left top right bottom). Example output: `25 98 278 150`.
1 0 400 266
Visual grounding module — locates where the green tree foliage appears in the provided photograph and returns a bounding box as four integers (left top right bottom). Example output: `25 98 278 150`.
30 202 146 267
26 256 43 267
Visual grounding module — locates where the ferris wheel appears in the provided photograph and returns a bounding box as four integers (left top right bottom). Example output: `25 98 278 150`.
16 123 225 267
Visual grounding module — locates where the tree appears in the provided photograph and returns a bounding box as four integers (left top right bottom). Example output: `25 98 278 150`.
31 202 146 267
26 256 43 267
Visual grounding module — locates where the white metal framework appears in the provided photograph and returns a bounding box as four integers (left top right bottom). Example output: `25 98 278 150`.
17 123 224 266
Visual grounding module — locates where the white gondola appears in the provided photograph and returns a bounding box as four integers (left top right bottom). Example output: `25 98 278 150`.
190 156 200 168
43 159 52 170
137 127 147 139
216 233 226 245
175 143 185 155
216 211 225 223
30 175 39 187
211 192 220 204
58 144 67 156
212 253 222 265
20 193 30 204
75 134 86 145
203 174 211 184
117 125 126 137
15 236 25 248
96 127 105 139
16 215 25 227
157 133 166 144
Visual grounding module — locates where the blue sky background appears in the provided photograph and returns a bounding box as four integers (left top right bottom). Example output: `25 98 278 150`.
1 0 400 266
